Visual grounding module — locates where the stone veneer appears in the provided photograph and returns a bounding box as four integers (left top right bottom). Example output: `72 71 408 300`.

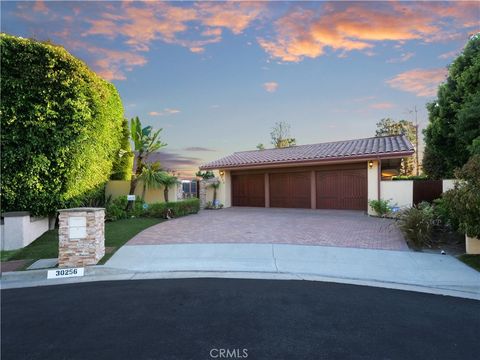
58 208 105 268
199 178 219 209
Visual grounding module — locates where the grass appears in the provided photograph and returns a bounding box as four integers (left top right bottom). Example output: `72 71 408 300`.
1 218 162 266
458 254 480 272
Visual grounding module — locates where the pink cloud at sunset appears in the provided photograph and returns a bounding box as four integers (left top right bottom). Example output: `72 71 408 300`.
370 102 396 110
386 68 448 97
258 1 478 62
263 82 279 93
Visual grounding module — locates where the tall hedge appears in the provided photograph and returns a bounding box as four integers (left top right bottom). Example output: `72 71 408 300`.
0 34 124 215
110 118 134 180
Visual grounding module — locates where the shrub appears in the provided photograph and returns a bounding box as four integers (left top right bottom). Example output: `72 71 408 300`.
0 34 124 216
105 196 145 221
368 199 393 217
106 196 128 221
397 202 436 250
432 196 459 231
441 155 480 238
146 198 200 218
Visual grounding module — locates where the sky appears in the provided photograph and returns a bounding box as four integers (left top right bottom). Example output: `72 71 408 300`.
2 1 479 177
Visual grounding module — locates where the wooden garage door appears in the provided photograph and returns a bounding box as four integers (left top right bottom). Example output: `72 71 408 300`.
316 168 367 210
232 174 265 207
270 172 311 208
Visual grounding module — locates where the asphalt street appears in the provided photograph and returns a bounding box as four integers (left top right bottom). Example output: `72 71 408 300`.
2 278 479 360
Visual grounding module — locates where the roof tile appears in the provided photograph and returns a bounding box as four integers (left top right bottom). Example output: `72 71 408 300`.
200 135 414 170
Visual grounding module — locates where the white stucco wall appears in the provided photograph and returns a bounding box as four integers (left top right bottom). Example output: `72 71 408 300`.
204 170 231 208
367 160 379 215
380 181 414 209
1 213 49 251
442 179 456 192
106 180 179 203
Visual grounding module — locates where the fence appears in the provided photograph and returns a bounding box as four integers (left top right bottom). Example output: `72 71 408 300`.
380 179 456 208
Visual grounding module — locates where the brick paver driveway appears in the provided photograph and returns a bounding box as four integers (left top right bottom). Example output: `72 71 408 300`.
128 208 408 251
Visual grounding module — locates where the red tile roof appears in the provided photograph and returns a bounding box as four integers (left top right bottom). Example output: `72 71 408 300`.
200 135 414 170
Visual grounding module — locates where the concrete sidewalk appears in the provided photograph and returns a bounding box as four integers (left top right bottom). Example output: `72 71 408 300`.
105 244 480 297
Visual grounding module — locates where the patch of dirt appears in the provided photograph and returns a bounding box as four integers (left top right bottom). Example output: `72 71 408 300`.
421 231 465 256
105 247 116 254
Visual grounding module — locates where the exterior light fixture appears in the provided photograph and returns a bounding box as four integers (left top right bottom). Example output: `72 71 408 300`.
219 170 225 181
368 160 374 169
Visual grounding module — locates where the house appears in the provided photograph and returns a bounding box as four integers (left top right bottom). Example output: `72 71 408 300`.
199 135 415 214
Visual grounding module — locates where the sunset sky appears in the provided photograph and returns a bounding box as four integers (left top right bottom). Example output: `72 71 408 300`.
2 1 479 177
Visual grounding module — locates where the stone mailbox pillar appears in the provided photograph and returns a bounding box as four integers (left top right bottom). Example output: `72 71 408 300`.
58 208 105 268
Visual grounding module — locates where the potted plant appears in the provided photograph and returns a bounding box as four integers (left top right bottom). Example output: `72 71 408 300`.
443 155 480 254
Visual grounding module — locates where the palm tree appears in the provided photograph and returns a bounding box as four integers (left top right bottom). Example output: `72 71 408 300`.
210 181 220 205
138 162 167 202
127 116 167 209
160 174 179 203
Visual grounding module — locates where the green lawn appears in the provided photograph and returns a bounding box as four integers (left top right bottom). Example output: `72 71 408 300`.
458 254 480 272
1 218 162 266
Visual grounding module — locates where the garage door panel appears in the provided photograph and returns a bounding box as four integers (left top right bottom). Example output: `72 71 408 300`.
270 172 311 208
316 168 367 210
232 174 265 207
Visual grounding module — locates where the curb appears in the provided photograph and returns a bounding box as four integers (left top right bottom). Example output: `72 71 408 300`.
1 266 479 300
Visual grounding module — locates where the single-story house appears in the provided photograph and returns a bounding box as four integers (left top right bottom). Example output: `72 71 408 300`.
199 135 415 214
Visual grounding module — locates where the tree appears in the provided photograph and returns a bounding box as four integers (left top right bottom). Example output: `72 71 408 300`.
210 181 221 205
270 121 296 148
138 162 167 201
423 34 480 178
256 143 265 150
442 155 480 238
375 118 418 176
110 118 134 180
196 170 215 179
160 174 179 202
128 116 167 209
0 34 124 215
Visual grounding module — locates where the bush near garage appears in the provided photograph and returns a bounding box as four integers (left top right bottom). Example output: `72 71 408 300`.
0 34 124 216
145 198 200 218
368 199 393 217
397 202 436 250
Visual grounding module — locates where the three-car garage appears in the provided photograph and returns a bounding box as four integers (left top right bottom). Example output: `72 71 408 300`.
200 135 415 213
231 163 368 211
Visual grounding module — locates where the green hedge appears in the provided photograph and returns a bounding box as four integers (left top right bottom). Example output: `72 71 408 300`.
110 118 134 180
105 197 200 221
146 198 200 218
392 175 429 181
1 34 124 215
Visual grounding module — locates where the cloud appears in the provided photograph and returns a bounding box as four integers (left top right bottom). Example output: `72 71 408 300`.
263 81 279 93
142 151 203 177
65 40 147 80
438 49 460 59
149 108 181 116
33 0 49 14
195 2 266 35
189 47 205 53
370 102 396 109
183 147 216 152
258 2 478 62
386 52 414 63
386 68 448 97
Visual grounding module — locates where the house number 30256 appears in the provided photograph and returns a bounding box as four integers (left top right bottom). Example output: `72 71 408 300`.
47 267 84 279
